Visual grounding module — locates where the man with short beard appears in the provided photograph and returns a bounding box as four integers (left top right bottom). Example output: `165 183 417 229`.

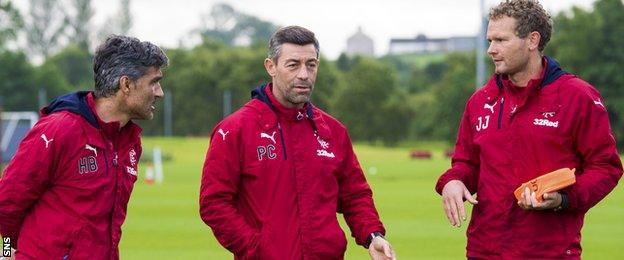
436 0 622 258
0 35 168 259
200 26 395 260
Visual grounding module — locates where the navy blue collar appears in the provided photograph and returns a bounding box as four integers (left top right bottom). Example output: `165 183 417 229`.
250 83 315 119
496 56 568 90
42 91 99 128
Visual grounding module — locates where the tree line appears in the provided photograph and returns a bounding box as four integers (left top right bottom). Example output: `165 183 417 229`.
1 0 623 148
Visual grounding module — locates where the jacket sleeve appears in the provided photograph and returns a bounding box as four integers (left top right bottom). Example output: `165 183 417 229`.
336 131 385 247
0 118 60 247
199 123 258 258
565 87 623 212
435 103 480 195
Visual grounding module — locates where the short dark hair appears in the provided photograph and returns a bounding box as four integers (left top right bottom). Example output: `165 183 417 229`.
268 26 319 61
93 35 169 97
489 0 552 51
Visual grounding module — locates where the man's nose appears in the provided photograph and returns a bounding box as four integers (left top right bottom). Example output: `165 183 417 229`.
296 65 309 80
154 84 164 99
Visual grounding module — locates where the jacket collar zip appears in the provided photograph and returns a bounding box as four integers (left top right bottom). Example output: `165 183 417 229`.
250 83 333 160
484 56 567 129
258 83 332 139
494 57 551 118
265 85 310 122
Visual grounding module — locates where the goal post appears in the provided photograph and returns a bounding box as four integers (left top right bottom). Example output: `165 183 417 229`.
1 112 39 165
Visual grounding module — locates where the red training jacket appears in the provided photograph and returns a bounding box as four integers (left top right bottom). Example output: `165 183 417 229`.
200 84 385 259
0 92 142 259
436 56 623 259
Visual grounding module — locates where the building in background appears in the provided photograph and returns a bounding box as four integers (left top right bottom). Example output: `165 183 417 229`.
388 34 476 55
346 26 375 56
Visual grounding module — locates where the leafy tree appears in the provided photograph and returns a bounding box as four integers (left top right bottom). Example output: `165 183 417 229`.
407 91 437 140
0 0 23 49
98 0 132 40
549 0 624 149
312 58 341 112
116 0 132 35
405 61 448 93
378 89 413 145
42 44 93 91
66 0 93 51
429 52 476 142
139 44 269 136
33 61 73 103
25 0 68 59
197 3 278 46
333 58 404 144
380 52 448 94
0 50 38 110
335 53 361 72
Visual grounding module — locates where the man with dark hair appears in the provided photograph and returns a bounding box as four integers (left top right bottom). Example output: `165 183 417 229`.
436 0 622 259
200 25 395 260
0 35 168 259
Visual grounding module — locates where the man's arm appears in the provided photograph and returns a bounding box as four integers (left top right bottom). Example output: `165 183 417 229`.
335 132 396 259
565 88 623 212
335 131 387 246
199 123 259 258
435 106 480 194
436 105 480 227
0 119 59 246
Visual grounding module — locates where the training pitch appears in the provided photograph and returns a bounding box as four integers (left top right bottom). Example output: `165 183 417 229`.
120 137 624 259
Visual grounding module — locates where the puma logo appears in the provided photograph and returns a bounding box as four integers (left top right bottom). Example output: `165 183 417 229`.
260 131 276 144
218 129 229 141
484 101 497 114
41 134 53 148
594 100 604 108
85 144 97 157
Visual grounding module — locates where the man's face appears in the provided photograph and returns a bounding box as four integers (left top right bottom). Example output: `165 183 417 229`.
125 67 164 120
264 43 319 108
486 16 531 76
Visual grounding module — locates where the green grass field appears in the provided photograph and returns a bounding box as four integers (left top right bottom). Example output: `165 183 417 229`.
120 137 624 259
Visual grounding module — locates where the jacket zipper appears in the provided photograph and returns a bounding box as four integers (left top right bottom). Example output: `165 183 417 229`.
277 123 287 160
102 150 110 176
112 152 118 166
109 146 119 252
497 98 505 129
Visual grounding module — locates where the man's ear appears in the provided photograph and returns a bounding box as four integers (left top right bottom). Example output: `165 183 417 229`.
119 75 132 95
264 58 276 77
527 31 541 51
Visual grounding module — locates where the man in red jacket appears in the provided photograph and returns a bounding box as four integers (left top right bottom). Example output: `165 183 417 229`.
0 35 168 259
436 0 622 259
200 26 395 260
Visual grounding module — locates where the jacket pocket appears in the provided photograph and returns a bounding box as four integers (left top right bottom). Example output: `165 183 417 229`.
315 220 347 259
257 222 276 260
116 169 138 211
68 223 110 259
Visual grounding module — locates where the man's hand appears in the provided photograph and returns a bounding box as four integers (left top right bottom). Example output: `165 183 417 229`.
442 180 478 227
368 236 396 260
517 187 562 210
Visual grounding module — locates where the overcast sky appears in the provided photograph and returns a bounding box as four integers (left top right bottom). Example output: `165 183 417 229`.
15 0 596 59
